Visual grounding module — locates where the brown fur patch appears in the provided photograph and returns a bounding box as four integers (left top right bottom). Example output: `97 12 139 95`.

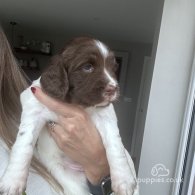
40 37 119 107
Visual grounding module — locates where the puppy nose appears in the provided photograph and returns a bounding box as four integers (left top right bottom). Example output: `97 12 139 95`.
105 84 117 95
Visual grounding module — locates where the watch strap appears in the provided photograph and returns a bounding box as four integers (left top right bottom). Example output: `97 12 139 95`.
100 175 113 195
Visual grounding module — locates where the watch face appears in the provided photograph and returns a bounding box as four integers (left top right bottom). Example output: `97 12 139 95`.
101 177 112 195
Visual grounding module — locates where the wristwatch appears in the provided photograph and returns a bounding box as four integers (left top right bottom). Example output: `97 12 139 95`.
100 175 113 195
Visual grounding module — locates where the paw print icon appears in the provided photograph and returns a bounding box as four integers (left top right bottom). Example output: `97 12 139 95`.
151 164 170 177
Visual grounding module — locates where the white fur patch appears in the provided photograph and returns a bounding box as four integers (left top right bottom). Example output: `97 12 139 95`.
0 75 139 195
95 40 109 57
104 68 117 86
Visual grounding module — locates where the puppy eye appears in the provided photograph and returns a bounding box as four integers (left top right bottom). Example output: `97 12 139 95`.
82 64 94 73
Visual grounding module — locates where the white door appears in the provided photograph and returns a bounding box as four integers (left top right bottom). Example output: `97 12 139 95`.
131 56 151 170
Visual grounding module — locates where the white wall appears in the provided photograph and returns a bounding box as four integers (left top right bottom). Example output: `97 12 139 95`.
107 41 152 153
138 0 195 194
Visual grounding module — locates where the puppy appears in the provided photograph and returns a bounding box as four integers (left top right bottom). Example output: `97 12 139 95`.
0 37 139 195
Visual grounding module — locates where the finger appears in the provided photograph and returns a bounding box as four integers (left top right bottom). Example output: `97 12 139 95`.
31 86 84 117
47 122 69 146
47 121 67 136
47 116 78 137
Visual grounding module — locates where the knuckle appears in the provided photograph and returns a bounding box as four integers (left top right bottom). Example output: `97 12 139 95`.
67 124 76 133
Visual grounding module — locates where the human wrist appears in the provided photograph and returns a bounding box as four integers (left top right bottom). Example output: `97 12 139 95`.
85 165 109 185
84 150 109 185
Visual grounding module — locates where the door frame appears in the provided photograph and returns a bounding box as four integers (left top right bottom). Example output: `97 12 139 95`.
114 51 129 96
172 51 195 194
131 56 151 165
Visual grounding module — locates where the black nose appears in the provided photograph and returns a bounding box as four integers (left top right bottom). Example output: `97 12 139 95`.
105 84 117 96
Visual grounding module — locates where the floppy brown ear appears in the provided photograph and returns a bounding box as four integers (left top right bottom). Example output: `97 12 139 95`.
40 55 69 101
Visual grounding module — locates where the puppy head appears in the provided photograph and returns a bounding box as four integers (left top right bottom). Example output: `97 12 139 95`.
40 37 119 107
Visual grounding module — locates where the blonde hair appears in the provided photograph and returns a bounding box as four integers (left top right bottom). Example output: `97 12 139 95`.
0 26 62 193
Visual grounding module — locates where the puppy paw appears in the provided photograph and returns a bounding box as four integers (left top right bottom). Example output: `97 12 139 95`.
0 175 26 195
112 179 136 195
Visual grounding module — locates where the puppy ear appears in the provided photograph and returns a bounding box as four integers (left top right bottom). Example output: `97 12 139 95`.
40 55 69 101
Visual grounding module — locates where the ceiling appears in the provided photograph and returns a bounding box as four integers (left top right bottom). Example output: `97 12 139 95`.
0 0 164 43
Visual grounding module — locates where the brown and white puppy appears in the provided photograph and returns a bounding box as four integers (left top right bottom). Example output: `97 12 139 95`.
0 37 139 195
41 37 119 107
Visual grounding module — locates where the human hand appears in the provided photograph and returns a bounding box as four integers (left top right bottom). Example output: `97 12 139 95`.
31 87 110 184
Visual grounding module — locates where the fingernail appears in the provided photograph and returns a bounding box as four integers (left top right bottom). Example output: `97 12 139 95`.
31 87 36 94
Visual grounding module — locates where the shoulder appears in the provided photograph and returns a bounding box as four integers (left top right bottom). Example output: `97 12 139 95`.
20 77 46 113
20 77 41 103
92 103 118 122
86 104 118 133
